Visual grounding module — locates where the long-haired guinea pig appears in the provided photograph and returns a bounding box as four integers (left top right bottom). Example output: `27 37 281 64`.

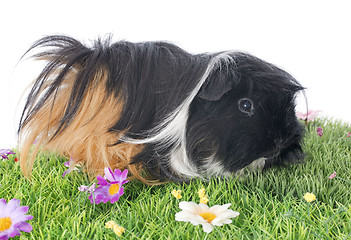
18 35 304 184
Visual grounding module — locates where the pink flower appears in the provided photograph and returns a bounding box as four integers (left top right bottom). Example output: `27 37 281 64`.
296 110 321 122
78 185 88 192
347 132 350 138
78 183 96 194
88 168 129 204
317 127 323 137
329 172 337 179
0 199 33 239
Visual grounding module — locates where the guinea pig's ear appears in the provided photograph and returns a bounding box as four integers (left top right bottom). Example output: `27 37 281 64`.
198 66 238 101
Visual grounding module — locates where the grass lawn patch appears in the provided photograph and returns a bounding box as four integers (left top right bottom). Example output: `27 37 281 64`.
1 118 351 239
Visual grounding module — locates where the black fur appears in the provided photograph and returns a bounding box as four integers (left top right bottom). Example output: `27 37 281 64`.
19 35 304 182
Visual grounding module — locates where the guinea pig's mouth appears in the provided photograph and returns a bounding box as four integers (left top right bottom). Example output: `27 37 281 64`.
262 139 304 168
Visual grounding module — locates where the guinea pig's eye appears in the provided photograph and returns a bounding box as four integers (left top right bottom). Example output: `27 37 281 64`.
238 98 254 115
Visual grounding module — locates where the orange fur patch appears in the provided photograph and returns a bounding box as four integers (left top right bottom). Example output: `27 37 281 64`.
19 67 158 184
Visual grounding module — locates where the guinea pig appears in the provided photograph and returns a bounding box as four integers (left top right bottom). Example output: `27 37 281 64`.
18 35 304 184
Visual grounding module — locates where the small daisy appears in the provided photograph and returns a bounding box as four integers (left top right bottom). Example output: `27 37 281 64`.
303 192 316 203
0 149 15 160
175 201 239 233
0 199 33 239
89 168 129 204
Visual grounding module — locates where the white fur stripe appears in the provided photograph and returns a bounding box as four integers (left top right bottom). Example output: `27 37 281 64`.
121 51 235 146
169 146 201 179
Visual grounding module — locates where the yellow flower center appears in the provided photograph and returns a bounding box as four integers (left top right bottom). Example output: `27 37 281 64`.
109 183 120 195
0 217 12 231
199 212 216 223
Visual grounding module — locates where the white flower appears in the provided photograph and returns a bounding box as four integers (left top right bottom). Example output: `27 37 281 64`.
175 201 239 233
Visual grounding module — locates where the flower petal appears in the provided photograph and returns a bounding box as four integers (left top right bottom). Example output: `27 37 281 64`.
89 193 104 204
211 210 239 226
104 167 115 182
198 203 211 212
175 211 196 222
94 185 110 196
16 222 33 233
0 198 7 209
121 179 129 185
202 222 214 233
119 169 128 181
118 186 124 196
209 203 231 213
113 169 122 180
0 231 9 239
212 217 232 226
218 210 239 220
190 215 207 225
178 201 201 213
97 175 108 185
8 227 21 238
5 199 21 215
10 206 31 221
110 195 120 204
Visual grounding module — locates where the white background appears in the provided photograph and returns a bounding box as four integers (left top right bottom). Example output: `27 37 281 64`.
1 0 350 149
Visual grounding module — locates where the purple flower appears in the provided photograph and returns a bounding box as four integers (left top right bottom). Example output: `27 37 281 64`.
63 157 80 177
88 168 129 204
317 127 323 137
0 149 15 160
0 199 33 240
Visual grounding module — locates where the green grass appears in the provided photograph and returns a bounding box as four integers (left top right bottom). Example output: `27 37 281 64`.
1 118 351 239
